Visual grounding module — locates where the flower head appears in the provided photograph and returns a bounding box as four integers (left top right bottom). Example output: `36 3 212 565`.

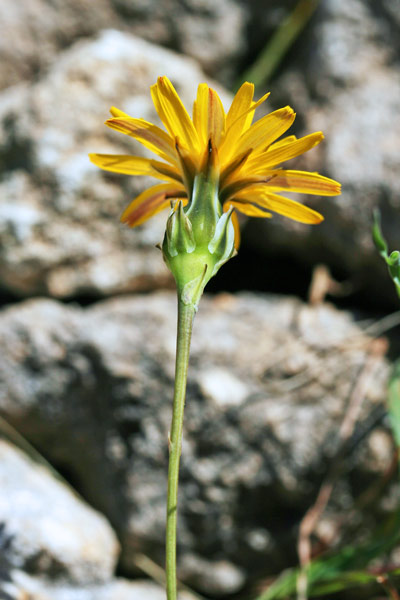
90 76 340 242
90 77 340 306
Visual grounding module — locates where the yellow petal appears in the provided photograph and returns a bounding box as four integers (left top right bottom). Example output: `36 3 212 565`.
235 187 324 224
193 85 226 148
207 87 226 146
89 153 181 182
121 183 186 227
232 91 271 134
106 117 177 164
268 135 297 148
109 106 130 117
248 132 324 171
227 199 272 219
221 86 270 165
226 84 270 135
226 82 254 133
231 209 241 249
151 160 184 183
221 175 274 202
266 170 341 196
151 76 199 156
220 148 252 186
175 138 198 195
193 83 209 147
233 106 296 158
223 203 242 249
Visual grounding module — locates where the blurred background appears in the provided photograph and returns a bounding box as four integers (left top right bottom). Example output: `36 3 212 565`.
0 0 400 599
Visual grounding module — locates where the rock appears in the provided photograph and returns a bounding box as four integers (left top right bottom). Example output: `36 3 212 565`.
0 439 119 584
110 0 247 84
1 1 398 309
0 440 196 599
0 0 246 91
0 0 116 91
0 291 392 594
180 554 245 596
0 31 228 299
244 0 400 307
6 572 193 600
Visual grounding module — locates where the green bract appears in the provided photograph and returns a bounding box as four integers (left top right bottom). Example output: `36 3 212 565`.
162 161 235 309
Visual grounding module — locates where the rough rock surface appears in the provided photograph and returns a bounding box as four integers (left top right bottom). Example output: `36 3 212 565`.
0 291 392 594
0 441 195 599
0 439 119 584
6 571 191 600
0 31 227 299
1 1 399 307
245 0 400 306
0 0 246 91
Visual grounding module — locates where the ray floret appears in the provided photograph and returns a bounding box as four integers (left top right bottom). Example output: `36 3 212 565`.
91 76 341 246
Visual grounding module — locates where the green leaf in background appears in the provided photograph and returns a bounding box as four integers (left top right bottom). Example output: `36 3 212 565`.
255 510 400 599
372 209 389 257
373 209 400 298
254 210 400 600
236 0 321 90
373 209 400 451
388 360 400 451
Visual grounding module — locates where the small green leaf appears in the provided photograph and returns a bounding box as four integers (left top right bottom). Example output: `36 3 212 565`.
372 209 388 257
388 250 400 267
388 360 400 449
373 210 400 298
254 510 400 599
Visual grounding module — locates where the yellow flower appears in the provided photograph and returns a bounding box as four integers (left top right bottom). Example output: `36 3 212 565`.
90 76 340 247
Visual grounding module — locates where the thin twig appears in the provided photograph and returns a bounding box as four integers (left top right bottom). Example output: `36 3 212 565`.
135 553 206 600
377 574 400 600
264 306 395 396
323 448 399 550
236 0 321 89
296 338 386 600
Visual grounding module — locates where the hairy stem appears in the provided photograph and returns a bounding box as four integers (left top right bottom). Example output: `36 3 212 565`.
166 297 196 600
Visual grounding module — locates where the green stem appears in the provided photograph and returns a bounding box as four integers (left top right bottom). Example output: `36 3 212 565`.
236 0 321 89
166 296 196 600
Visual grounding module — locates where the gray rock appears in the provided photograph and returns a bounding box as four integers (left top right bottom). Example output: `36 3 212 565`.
180 554 245 595
167 0 246 83
0 0 246 90
0 31 228 299
7 572 194 600
0 439 119 584
245 0 400 306
0 291 392 594
0 0 116 91
1 1 398 309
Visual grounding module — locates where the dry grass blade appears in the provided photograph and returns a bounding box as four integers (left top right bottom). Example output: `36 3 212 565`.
296 338 387 600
